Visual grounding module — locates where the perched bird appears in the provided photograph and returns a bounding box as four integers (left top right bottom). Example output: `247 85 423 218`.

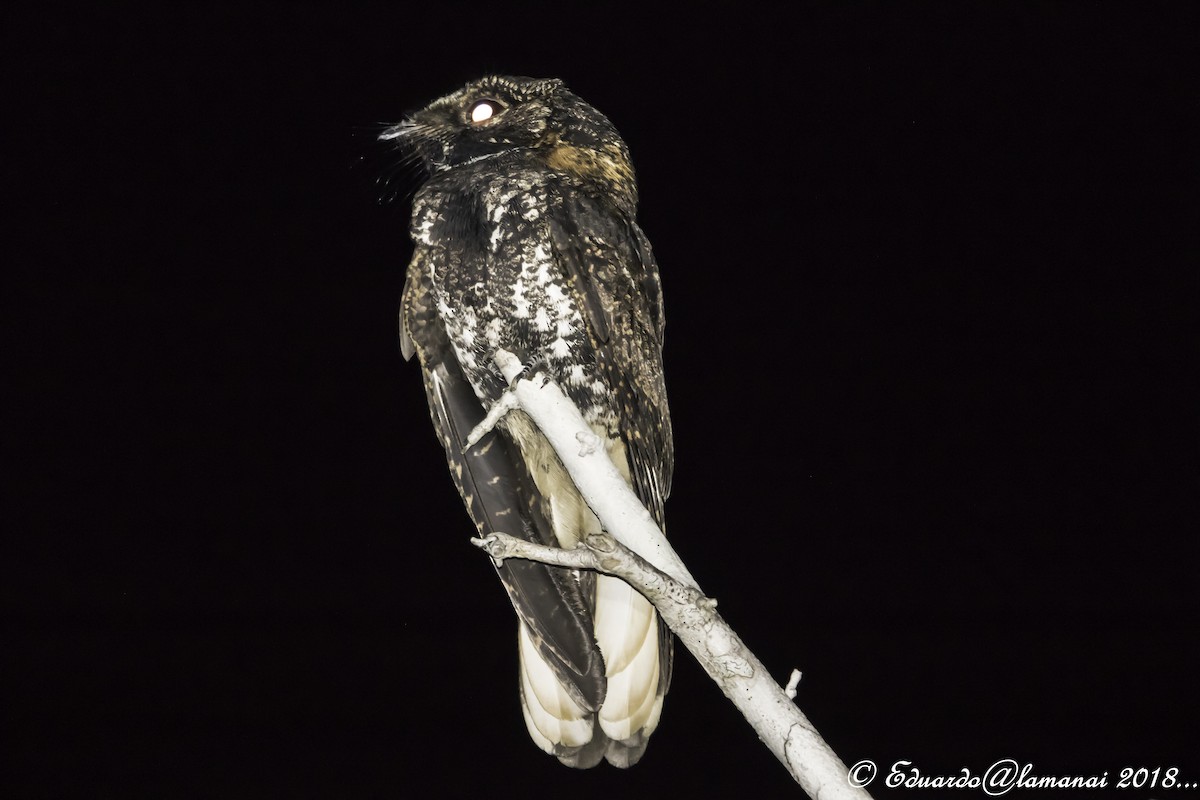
383 76 674 768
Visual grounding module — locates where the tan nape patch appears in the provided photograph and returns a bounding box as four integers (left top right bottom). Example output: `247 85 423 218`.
544 142 636 205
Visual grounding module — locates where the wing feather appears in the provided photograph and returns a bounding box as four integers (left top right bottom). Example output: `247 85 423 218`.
546 191 674 702
402 254 606 711
547 194 674 525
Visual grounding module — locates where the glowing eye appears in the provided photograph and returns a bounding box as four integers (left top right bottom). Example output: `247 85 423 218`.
470 99 501 123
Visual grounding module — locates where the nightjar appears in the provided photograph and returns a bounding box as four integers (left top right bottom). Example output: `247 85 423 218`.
383 75 673 768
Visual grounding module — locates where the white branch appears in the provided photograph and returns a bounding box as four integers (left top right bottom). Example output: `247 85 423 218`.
785 668 804 700
464 385 518 451
482 350 872 799
493 349 698 588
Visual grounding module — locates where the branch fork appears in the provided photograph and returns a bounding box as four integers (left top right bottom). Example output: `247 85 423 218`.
472 350 870 799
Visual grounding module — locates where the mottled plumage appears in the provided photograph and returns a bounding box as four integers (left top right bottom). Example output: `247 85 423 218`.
384 76 673 768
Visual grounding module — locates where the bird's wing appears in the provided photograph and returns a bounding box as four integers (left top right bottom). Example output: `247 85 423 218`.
547 193 674 526
401 251 607 713
547 191 675 708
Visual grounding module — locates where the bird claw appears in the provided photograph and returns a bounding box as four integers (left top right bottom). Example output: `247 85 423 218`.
508 358 544 389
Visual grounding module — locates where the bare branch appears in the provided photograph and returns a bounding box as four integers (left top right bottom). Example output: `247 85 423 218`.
472 532 603 571
476 353 873 799
493 348 698 587
785 668 804 700
463 385 518 451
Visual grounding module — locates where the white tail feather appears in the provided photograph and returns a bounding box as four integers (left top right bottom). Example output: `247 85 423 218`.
512 427 666 763
518 623 594 748
595 576 662 741
593 574 655 675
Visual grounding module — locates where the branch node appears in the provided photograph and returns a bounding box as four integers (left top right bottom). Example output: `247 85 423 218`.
463 390 518 452
469 535 506 567
784 668 803 700
575 429 602 456
584 532 616 553
715 654 755 678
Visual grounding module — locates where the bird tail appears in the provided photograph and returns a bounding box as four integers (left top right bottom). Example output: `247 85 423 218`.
518 574 666 768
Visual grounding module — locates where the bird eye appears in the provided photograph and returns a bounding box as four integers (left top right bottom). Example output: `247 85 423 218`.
469 99 503 124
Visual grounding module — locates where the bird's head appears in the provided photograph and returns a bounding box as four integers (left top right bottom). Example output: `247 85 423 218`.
381 75 637 208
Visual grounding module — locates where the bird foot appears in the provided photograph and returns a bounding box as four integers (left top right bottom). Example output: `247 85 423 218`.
508 357 547 389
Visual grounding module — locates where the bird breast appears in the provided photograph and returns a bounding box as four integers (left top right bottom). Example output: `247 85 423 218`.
415 172 617 432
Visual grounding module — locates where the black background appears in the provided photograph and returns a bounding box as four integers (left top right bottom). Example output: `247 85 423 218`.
7 3 1198 797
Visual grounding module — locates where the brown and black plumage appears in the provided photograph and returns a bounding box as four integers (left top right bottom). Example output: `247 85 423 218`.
383 76 672 768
